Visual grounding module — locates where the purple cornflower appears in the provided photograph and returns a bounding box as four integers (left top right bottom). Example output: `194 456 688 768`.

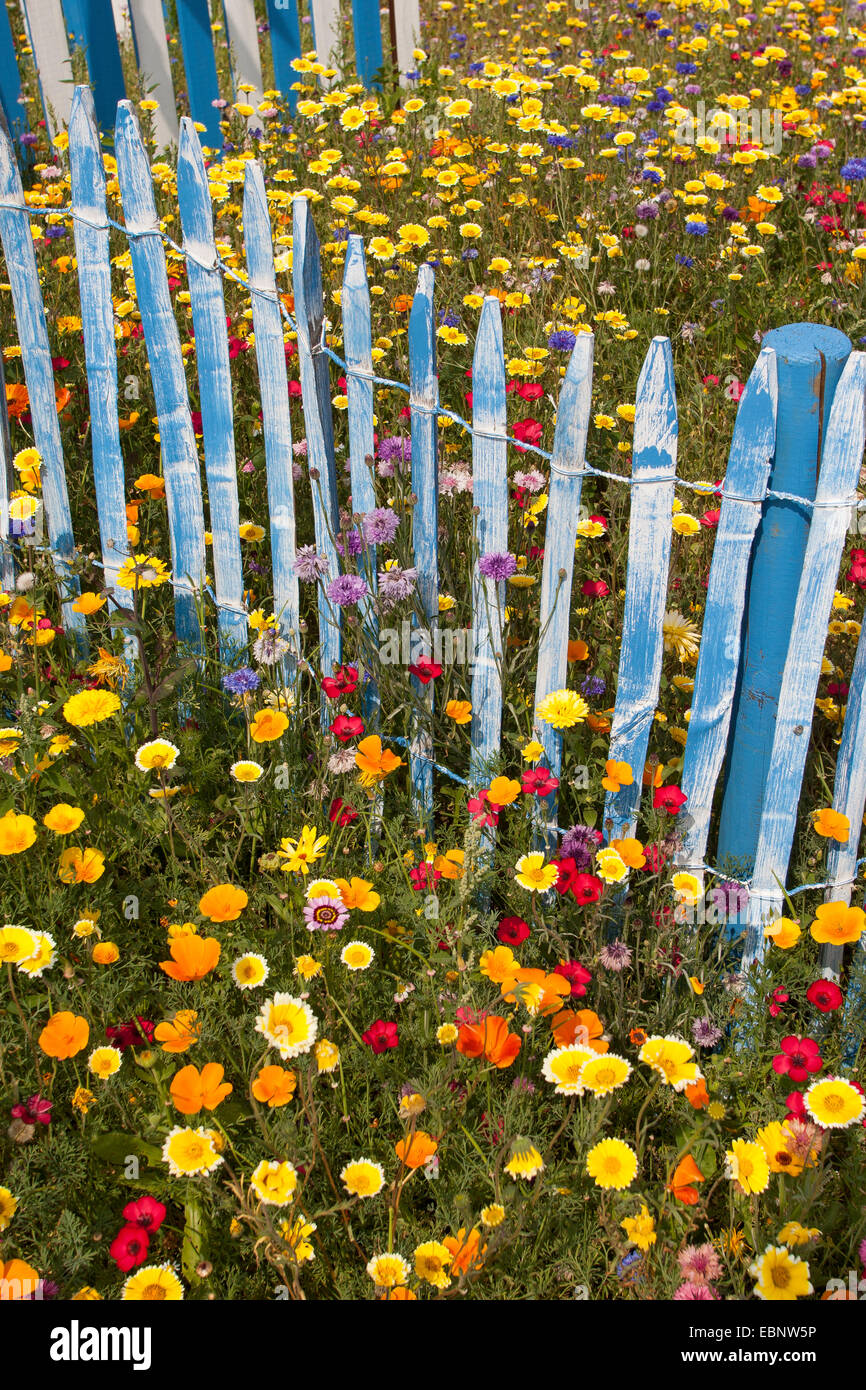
337 529 363 557
710 879 748 917
221 666 260 696
691 1017 723 1048
548 330 577 352
841 158 866 181
293 545 329 582
559 823 603 870
511 1076 536 1094
377 435 411 463
478 551 517 581
304 896 349 932
377 565 417 611
362 507 400 545
598 940 633 972
636 200 659 220
252 629 290 666
677 1244 722 1285
326 574 368 607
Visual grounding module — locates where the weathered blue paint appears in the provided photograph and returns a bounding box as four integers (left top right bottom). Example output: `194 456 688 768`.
602 337 677 845
717 324 851 880
677 346 778 904
342 234 380 726
68 87 134 669
408 262 438 824
115 99 206 652
469 297 508 793
742 350 866 971
174 0 223 149
532 331 594 850
244 161 300 688
292 197 341 714
0 119 86 648
177 117 247 665
0 351 16 591
0 2 29 155
351 0 384 87
265 0 302 111
64 0 127 137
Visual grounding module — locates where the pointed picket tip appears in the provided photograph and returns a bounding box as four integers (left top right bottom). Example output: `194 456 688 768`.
292 195 319 260
473 295 504 364
634 335 677 466
410 261 435 318
817 349 866 476
343 233 368 291
177 116 205 172
549 331 594 469
69 84 98 145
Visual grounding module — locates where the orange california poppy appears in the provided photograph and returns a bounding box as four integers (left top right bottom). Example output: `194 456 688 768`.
392 293 413 312
169 1062 233 1115
39 1010 89 1059
394 1130 438 1169
456 1015 522 1069
159 935 221 982
550 1007 609 1053
355 735 404 787
6 383 29 418
199 883 248 922
567 639 589 661
0 1258 40 1295
134 472 166 499
154 1010 201 1053
443 1227 487 1276
667 1154 706 1205
586 712 612 732
55 385 71 413
251 1065 297 1108
684 1077 710 1109
500 967 572 1016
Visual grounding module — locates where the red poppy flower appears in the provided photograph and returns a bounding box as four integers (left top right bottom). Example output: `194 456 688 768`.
328 797 358 826
554 859 603 905
653 784 688 815
330 714 365 743
847 548 866 587
581 579 609 597
122 1196 166 1233
772 1035 823 1083
468 790 499 828
806 979 844 1013
516 382 544 401
553 959 592 997
496 916 530 946
641 842 668 872
512 417 543 449
362 1019 399 1054
109 1223 150 1272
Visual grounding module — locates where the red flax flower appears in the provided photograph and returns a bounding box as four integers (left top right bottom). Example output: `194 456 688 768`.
581 579 609 597
109 1224 150 1272
330 714 365 742
553 858 603 905
653 784 688 815
513 417 543 450
521 768 559 797
408 656 442 683
455 1015 521 1069
321 665 359 699
328 797 358 826
467 790 499 828
496 916 530 946
847 548 866 587
122 1196 166 1233
772 1035 822 1083
362 1019 398 1054
806 979 844 1013
553 959 593 997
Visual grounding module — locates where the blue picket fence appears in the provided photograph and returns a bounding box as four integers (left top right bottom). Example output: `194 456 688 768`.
0 91 865 1051
0 0 421 157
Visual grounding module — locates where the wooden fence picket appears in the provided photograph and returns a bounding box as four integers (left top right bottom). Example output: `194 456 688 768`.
310 0 342 76
676 346 777 888
292 195 341 711
532 330 594 850
222 0 265 110
469 297 508 795
64 0 127 137
115 99 207 652
742 351 866 970
408 261 438 824
67 87 132 665
242 160 300 687
0 117 86 646
342 232 379 724
129 0 179 150
352 0 384 87
0 351 17 592
19 0 74 143
0 1 27 152
392 0 422 81
176 116 247 665
602 336 677 845
264 0 302 111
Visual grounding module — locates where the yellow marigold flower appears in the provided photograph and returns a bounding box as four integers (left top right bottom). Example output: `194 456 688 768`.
749 1246 812 1301
250 1159 297 1206
514 852 558 892
481 1203 505 1228
295 954 323 981
777 1222 820 1248
586 1138 638 1190
134 739 179 772
0 925 39 964
366 1253 410 1288
504 1140 545 1180
88 1045 122 1079
414 1240 452 1289
621 1203 656 1251
535 689 589 729
163 1127 223 1178
579 1052 632 1095
122 1264 184 1300
62 690 121 728
595 846 629 883
803 1076 865 1129
315 1039 340 1073
341 1159 385 1198
726 1139 770 1195
541 1044 595 1095
638 1035 701 1091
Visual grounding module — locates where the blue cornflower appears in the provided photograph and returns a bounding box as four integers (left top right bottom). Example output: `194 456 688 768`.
675 253 694 267
439 309 461 327
548 330 577 351
676 62 697 75
841 158 866 181
222 667 260 696
462 248 479 260
685 221 709 236
641 169 662 183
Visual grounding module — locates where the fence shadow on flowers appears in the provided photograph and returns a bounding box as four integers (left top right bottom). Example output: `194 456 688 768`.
0 89 865 1055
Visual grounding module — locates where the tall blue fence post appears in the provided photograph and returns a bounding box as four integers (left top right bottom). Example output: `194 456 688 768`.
716 324 851 904
264 0 301 112
0 2 29 160
175 0 224 149
64 0 127 138
352 0 384 88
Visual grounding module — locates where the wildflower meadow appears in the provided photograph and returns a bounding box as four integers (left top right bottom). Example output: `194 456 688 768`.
0 0 865 1327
